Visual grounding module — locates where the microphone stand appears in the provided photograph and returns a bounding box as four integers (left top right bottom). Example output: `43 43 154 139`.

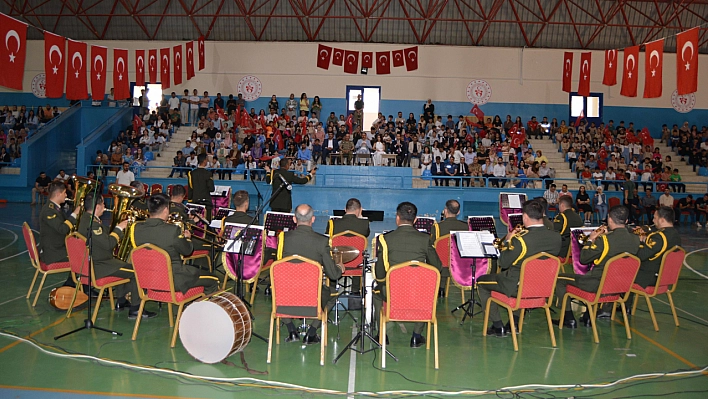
249 173 264 224
56 170 122 339
225 178 290 344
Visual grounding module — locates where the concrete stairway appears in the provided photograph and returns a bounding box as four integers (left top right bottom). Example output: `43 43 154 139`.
140 126 195 179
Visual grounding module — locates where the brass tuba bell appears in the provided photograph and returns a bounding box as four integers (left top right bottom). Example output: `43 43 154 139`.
109 183 146 261
71 175 100 232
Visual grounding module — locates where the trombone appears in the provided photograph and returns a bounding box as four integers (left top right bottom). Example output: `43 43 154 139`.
166 213 225 245
577 225 608 245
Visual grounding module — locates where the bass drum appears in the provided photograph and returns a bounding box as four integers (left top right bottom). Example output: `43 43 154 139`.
178 292 252 364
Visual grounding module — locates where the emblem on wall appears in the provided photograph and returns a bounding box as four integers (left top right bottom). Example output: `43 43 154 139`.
466 79 492 105
237 75 262 101
670 89 695 114
31 73 47 98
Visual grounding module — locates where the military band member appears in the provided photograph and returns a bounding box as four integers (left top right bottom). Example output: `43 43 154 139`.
325 198 370 238
534 197 555 230
553 205 640 328
635 206 681 288
129 180 148 212
77 193 155 318
39 181 80 287
264 158 315 213
188 153 215 220
168 185 190 222
277 204 343 344
430 200 468 296
132 193 219 295
553 196 584 258
374 202 442 348
222 190 253 226
477 200 562 336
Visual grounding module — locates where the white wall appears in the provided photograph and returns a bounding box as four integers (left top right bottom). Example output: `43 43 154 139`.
4 40 707 110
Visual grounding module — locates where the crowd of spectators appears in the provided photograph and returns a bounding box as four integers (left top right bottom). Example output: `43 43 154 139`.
0 104 64 168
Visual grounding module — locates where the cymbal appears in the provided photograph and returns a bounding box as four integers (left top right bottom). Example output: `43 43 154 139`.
331 245 360 265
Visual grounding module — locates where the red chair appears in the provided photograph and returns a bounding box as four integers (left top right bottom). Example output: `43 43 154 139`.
141 183 149 198
130 244 206 347
65 233 131 322
267 255 327 365
482 253 561 351
330 230 367 291
150 183 163 195
558 244 573 274
631 246 685 331
560 253 641 343
434 235 451 297
608 197 620 208
22 222 71 307
380 261 440 369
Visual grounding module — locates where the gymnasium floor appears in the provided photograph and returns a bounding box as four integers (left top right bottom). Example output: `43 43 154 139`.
0 203 707 399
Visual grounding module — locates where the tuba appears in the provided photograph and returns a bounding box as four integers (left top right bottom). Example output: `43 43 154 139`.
109 184 147 261
71 175 100 232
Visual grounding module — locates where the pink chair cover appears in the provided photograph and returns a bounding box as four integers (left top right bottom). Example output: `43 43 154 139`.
571 230 593 275
449 233 489 287
500 207 522 228
224 233 263 281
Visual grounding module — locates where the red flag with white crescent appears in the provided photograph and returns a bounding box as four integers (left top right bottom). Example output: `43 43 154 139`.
577 52 591 97
620 46 639 97
332 48 344 66
66 40 88 100
216 104 227 120
361 52 373 68
376 51 390 75
404 46 418 71
185 41 195 80
132 114 142 133
44 32 66 98
316 44 331 70
603 49 618 86
197 36 205 71
643 39 663 98
173 45 182 86
343 50 359 74
676 27 698 95
113 49 129 99
135 49 145 86
90 45 107 101
392 49 404 67
562 52 573 93
160 48 170 89
346 113 353 132
0 14 27 90
148 49 157 83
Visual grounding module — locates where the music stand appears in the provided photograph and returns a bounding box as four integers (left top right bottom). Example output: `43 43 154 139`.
413 217 436 234
333 251 397 365
210 208 237 229
450 230 498 324
507 213 523 232
500 193 526 228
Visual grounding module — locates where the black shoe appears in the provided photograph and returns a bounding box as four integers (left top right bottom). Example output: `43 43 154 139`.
410 335 426 348
580 312 592 327
374 334 390 345
284 331 300 343
597 310 612 318
438 289 445 298
264 287 271 296
486 326 507 337
552 318 577 329
83 287 99 299
503 322 520 334
128 309 157 319
303 334 321 345
114 300 131 311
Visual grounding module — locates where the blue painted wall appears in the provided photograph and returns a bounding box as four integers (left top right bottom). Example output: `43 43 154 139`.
77 107 134 175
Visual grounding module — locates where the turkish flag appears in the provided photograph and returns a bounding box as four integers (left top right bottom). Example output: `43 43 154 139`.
361 52 373 68
316 44 331 70
346 113 353 132
404 46 418 71
90 45 107 101
643 39 663 99
160 48 170 89
44 32 65 98
148 49 157 83
173 45 182 86
197 36 205 71
66 40 88 100
392 50 404 67
574 109 584 127
0 14 27 90
562 52 573 93
471 105 484 120
332 48 344 66
216 104 227 120
343 50 359 74
376 51 390 75
676 27 698 95
620 46 639 97
133 115 142 133
135 49 145 87
113 49 129 100
185 41 195 80
603 49 618 86
577 52 592 97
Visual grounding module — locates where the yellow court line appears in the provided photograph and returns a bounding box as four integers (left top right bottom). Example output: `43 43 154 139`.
0 318 65 354
0 385 205 399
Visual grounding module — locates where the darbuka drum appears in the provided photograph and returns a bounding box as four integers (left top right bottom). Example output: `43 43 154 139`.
179 292 252 364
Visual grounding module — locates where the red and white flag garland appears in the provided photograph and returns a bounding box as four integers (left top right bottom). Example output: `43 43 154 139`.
316 45 419 74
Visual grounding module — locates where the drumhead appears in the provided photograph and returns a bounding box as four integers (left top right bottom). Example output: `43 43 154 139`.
179 300 236 364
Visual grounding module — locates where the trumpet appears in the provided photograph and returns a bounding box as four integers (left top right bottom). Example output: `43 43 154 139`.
632 225 651 239
493 224 526 249
577 225 607 245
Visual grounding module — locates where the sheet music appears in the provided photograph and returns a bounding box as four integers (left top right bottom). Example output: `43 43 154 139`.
455 231 499 258
508 194 522 209
210 185 231 196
